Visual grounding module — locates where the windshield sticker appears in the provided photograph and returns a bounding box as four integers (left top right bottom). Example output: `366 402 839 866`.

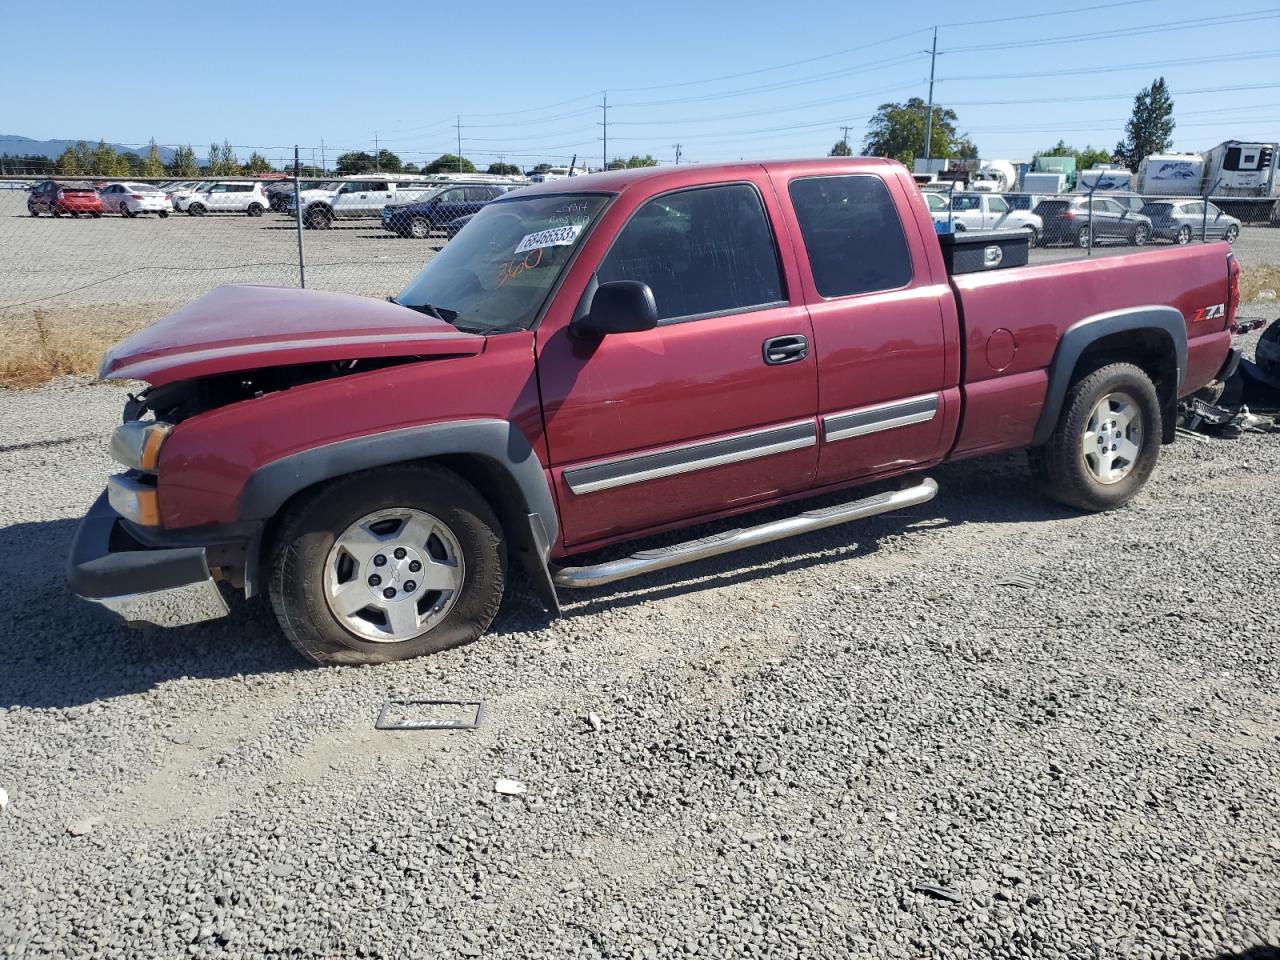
514 224 583 254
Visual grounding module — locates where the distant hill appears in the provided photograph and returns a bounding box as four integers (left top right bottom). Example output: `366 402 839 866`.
0 134 177 163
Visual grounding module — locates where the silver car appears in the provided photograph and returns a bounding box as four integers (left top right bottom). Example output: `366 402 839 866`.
1141 199 1241 244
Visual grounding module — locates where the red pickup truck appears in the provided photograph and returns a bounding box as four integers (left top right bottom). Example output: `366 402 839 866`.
69 158 1241 665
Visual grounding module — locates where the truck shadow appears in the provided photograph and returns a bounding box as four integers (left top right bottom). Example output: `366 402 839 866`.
558 452 1078 619
0 518 302 711
1214 949 1280 960
0 454 1075 709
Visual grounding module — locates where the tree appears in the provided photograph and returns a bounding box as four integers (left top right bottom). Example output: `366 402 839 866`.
90 139 127 177
402 162 420 173
487 162 520 175
244 152 273 174
141 139 166 177
625 154 657 168
829 139 852 157
423 153 476 174
220 139 241 176
862 98 975 165
335 151 374 175
1034 140 1114 171
1114 77 1175 172
374 149 402 173
55 143 87 176
168 144 199 177
530 163 552 174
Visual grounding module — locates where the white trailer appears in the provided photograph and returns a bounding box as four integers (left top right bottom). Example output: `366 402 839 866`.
1201 141 1279 223
1078 168 1134 192
1136 153 1205 196
1021 172 1068 195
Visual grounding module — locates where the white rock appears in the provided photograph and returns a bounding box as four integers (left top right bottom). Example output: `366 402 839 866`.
494 778 527 796
586 712 603 732
0 787 8 813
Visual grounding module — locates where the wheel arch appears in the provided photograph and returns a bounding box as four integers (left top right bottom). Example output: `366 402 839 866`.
239 420 560 614
1032 306 1187 447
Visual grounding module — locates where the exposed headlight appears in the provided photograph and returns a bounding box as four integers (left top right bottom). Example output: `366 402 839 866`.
110 420 173 472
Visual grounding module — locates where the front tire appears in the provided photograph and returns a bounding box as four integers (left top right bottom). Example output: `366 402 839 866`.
188 203 206 217
1130 224 1149 246
1224 224 1239 243
408 216 431 239
1076 225 1092 248
158 210 170 219
268 464 506 666
1175 225 1192 245
120 202 136 218
306 206 333 230
1029 362 1161 512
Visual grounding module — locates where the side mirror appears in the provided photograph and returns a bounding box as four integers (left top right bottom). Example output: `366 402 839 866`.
571 280 658 338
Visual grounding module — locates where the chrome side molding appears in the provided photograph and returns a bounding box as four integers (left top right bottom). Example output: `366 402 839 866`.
823 394 939 443
553 477 938 589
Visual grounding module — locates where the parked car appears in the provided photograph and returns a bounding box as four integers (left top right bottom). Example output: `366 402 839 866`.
266 179 326 212
166 181 210 206
72 158 1239 667
1034 196 1153 247
176 182 269 216
382 184 515 238
933 192 1043 244
27 180 103 217
0 179 33 191
98 182 173 218
922 191 949 214
1142 199 1241 244
289 178 447 229
444 213 474 240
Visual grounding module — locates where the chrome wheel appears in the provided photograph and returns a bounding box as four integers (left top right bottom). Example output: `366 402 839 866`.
409 217 431 239
1082 392 1142 484
323 508 463 642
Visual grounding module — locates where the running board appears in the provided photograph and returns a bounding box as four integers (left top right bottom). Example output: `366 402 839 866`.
552 477 938 589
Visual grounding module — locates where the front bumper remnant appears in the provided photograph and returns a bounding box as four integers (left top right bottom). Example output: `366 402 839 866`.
66 492 229 627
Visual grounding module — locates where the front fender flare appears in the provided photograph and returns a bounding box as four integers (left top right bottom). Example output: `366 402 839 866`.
238 419 560 611
1032 305 1187 446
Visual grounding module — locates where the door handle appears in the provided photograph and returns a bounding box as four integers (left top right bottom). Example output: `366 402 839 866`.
763 334 809 365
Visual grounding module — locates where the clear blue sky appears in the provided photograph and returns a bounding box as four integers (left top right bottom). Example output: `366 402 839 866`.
3 0 1277 169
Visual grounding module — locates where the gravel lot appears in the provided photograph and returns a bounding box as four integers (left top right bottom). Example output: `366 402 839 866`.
1 329 1277 958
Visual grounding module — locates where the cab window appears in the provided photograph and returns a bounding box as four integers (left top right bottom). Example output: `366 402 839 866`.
596 183 785 324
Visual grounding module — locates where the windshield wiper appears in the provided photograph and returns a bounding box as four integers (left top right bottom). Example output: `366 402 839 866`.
390 298 458 323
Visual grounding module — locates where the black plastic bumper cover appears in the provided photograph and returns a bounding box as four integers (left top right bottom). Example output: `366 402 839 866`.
67 492 213 600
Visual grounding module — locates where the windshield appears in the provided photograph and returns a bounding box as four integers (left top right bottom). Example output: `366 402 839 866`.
396 193 609 332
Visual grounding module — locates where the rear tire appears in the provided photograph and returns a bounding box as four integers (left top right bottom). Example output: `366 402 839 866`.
247 202 264 217
1025 225 1040 247
1130 224 1149 246
1029 362 1161 512
188 203 206 217
120 202 136 218
1076 225 1091 248
1175 225 1192 244
158 210 169 219
268 464 506 666
1224 224 1239 243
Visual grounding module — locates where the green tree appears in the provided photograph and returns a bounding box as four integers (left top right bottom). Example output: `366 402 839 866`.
486 162 521 175
423 153 476 174
531 163 552 174
168 144 199 177
220 139 241 176
1114 77 1175 172
1033 140 1114 171
141 139 166 177
90 139 122 176
862 98 974 165
829 139 853 157
402 162 420 173
374 149 402 173
624 154 657 168
335 151 375 175
244 152 273 174
55 145 85 176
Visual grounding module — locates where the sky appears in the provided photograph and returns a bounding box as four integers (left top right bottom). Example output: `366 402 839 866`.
2 0 1278 169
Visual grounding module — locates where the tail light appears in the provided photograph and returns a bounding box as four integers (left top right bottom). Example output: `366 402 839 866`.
1227 253 1241 330
1062 211 1076 220
131 194 144 200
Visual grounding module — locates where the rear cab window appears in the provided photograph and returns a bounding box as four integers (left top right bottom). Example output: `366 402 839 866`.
788 175 912 298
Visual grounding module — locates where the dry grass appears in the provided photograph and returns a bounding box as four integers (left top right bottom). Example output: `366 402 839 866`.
0 309 108 388
1240 265 1280 306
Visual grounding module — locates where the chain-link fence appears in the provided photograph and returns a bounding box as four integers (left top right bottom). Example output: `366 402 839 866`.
1 166 1277 385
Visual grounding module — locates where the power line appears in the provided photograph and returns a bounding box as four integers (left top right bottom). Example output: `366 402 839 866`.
943 48 1280 81
944 9 1280 53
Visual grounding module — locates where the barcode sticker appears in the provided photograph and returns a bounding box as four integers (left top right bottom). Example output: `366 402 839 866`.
514 224 583 253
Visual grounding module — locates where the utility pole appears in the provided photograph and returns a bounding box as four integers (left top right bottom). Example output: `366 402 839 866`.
320 138 326 173
374 131 380 172
923 25 938 164
673 143 682 165
456 116 463 172
600 92 608 171
840 126 852 152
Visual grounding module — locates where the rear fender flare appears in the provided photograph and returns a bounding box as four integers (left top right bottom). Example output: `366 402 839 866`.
238 419 560 613
1032 305 1187 446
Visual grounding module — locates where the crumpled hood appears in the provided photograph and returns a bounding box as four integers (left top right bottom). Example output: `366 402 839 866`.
100 284 482 386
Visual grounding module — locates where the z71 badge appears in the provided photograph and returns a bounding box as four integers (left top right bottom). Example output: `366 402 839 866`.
1193 304 1225 322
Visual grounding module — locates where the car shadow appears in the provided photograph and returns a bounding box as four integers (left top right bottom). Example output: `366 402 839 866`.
1213 949 1280 960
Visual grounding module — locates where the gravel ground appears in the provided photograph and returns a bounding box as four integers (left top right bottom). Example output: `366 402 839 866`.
1 330 1278 959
